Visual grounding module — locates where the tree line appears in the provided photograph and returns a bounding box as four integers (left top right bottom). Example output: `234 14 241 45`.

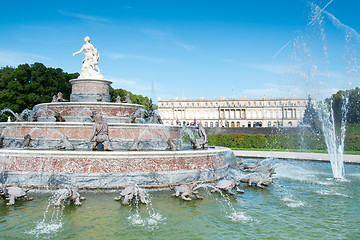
0 62 151 118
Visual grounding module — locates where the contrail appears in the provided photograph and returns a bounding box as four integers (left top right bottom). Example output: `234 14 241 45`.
323 10 360 40
272 40 292 59
308 0 334 25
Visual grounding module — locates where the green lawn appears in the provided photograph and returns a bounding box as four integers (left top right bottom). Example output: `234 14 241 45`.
230 147 360 155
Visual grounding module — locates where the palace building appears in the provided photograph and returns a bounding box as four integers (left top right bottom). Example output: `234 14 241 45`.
157 95 313 128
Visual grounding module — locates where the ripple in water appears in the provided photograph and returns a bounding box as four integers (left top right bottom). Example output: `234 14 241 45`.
27 221 63 237
314 190 350 198
227 211 255 223
281 196 305 208
128 213 165 227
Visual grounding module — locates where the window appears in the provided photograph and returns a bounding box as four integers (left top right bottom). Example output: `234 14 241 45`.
288 121 293 127
210 122 213 127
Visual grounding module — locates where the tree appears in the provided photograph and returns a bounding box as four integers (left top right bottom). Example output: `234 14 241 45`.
302 95 321 132
109 87 152 109
329 87 360 124
0 62 78 115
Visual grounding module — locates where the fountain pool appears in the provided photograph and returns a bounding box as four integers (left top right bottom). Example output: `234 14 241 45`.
1 158 359 239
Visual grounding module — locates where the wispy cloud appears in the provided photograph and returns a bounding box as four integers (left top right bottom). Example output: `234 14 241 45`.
0 50 50 67
105 53 164 63
240 63 290 75
58 10 111 23
242 83 339 100
142 28 195 50
110 77 152 92
173 41 195 50
142 29 169 39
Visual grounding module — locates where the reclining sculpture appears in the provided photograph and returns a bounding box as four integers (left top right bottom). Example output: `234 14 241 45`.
0 186 34 206
240 172 274 189
211 177 244 195
169 183 203 201
54 186 85 206
114 185 148 205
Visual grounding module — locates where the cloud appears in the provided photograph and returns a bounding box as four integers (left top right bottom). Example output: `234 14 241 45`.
142 28 195 50
0 50 50 67
58 10 111 23
142 29 169 39
242 83 339 101
110 77 152 91
173 41 195 50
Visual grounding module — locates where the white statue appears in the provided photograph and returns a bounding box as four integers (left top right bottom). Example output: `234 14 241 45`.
73 36 104 79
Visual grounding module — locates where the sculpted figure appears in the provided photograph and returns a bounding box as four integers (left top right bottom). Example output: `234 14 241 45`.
56 92 67 102
114 185 148 205
196 122 208 149
73 36 104 79
52 95 57 102
169 183 203 201
124 94 132 104
54 186 85 206
0 136 4 148
54 112 66 122
21 134 32 148
89 114 113 151
129 138 140 151
240 160 262 172
240 173 273 189
211 177 244 195
115 95 121 103
59 135 75 150
166 138 177 151
0 186 33 206
29 112 39 122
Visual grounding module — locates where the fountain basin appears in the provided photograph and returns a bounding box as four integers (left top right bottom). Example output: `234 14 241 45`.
0 147 233 188
35 102 145 123
0 122 181 150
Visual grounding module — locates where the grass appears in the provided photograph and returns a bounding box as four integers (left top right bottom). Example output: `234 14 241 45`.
230 147 360 155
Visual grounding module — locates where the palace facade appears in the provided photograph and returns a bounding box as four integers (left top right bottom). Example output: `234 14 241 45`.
157 95 313 128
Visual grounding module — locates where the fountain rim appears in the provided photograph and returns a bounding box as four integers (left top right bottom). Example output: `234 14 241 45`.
35 101 145 108
0 121 182 129
0 146 231 157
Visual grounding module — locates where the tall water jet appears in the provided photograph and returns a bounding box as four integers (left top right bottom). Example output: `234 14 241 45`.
318 96 349 179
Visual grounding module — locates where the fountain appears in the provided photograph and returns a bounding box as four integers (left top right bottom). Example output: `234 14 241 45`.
0 36 233 189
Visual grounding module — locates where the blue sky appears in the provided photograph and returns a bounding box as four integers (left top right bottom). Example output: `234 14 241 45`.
1 0 359 102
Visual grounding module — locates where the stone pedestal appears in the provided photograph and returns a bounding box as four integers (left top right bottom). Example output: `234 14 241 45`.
69 79 112 102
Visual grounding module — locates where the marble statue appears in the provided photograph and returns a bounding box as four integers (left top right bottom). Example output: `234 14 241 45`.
124 94 132 104
73 36 104 79
89 114 113 151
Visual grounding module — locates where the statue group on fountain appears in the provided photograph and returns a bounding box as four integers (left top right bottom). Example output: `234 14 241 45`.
73 36 104 79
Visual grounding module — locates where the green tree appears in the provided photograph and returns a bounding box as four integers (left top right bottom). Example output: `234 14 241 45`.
109 87 153 109
0 62 78 115
302 95 321 132
329 87 360 124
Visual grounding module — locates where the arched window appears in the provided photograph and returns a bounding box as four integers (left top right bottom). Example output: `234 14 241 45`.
205 122 208 127
236 122 240 127
248 122 251 127
268 121 271 127
231 122 235 127
215 122 219 127
210 122 213 127
288 121 293 127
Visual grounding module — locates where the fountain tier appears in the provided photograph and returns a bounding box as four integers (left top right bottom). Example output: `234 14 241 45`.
0 147 232 188
0 122 181 150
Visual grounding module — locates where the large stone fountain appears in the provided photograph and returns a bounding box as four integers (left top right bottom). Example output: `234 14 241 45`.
0 37 233 188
